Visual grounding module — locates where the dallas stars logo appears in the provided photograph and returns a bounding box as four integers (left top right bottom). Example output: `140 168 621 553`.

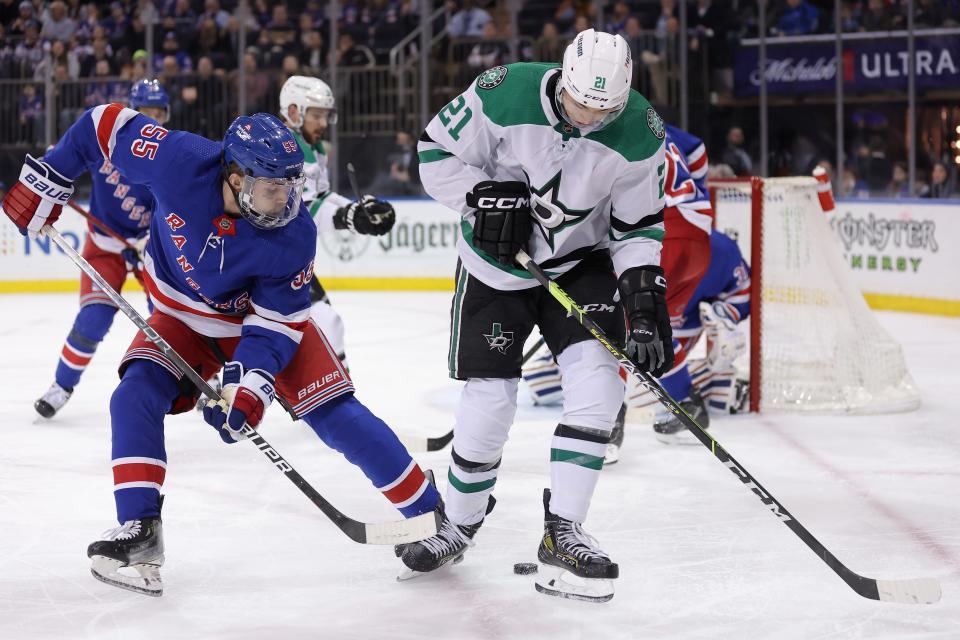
529 171 594 250
477 66 508 90
483 323 514 354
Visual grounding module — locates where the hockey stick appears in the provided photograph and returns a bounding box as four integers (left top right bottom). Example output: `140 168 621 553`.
515 248 941 605
399 335 548 452
41 225 439 546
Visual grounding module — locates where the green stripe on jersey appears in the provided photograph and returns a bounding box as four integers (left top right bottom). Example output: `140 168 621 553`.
448 267 468 377
447 467 497 493
610 227 665 242
550 448 604 471
418 149 454 163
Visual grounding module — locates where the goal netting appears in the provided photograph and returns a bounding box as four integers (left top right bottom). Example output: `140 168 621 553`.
710 176 920 414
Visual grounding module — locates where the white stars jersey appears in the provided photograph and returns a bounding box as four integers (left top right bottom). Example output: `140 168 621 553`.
417 62 666 291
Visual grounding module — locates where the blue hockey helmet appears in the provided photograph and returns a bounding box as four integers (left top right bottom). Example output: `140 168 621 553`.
130 78 170 123
222 113 306 230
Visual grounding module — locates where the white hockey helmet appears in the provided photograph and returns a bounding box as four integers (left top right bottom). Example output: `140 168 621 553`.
279 75 337 128
558 29 633 131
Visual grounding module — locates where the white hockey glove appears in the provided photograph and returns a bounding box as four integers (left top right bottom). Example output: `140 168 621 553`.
700 301 746 371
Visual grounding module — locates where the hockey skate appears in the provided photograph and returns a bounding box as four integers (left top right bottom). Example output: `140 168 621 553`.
87 511 165 597
395 495 496 581
603 403 627 465
652 389 710 445
535 489 618 603
34 382 72 419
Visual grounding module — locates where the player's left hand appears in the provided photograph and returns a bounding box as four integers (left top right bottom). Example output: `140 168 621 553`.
121 234 149 272
334 195 395 236
618 266 674 377
202 361 276 444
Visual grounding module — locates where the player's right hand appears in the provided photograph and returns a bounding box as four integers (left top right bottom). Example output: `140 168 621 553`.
618 265 674 377
1 154 74 237
202 361 276 444
466 180 532 265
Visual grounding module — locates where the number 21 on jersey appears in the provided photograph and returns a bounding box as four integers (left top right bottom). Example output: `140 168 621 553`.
439 96 473 141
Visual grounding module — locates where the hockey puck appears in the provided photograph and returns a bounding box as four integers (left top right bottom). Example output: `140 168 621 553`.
513 562 538 575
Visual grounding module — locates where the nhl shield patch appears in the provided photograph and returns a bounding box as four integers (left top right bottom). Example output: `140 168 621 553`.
477 66 508 90
646 108 665 139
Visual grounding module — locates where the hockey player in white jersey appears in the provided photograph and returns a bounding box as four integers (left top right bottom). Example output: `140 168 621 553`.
398 30 671 602
278 75 396 365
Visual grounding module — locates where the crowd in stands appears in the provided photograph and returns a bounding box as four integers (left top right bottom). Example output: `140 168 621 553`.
0 0 957 198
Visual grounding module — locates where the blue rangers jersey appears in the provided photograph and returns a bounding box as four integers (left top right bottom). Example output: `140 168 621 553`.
86 156 153 254
662 125 713 238
664 124 708 194
44 103 317 377
674 229 751 340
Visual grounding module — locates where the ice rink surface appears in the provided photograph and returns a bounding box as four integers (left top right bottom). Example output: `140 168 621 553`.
1 291 958 640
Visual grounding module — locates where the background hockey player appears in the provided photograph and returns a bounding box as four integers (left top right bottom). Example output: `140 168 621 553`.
33 79 167 419
2 107 438 597
278 75 396 366
521 123 715 453
399 30 671 602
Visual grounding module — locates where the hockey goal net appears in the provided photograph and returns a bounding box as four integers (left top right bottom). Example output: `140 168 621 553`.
709 176 920 414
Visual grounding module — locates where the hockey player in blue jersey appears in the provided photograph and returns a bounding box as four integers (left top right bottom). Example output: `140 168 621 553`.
33 79 167 419
3 105 439 596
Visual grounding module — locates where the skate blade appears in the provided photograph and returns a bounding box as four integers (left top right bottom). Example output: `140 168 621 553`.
534 564 614 603
396 552 465 582
90 555 163 597
603 444 620 465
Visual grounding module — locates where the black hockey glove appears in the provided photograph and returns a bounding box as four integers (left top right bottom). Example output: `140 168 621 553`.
334 195 396 236
618 266 674 377
465 180 532 266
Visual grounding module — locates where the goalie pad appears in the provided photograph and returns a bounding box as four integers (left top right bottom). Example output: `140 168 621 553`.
522 346 563 406
699 300 746 372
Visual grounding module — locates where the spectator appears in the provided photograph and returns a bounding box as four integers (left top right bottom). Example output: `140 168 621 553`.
279 53 301 83
336 32 375 67
9 1 36 36
720 127 753 176
552 0 596 36
447 0 492 38
690 0 732 91
370 131 421 196
135 0 159 27
775 0 820 36
259 3 297 67
13 20 43 77
887 162 909 198
101 1 132 53
231 48 271 112
840 167 870 199
653 0 676 40
924 162 956 198
299 29 325 70
197 0 231 31
154 31 193 73
533 22 565 63
371 0 412 63
33 39 79 80
572 14 591 34
73 2 99 41
41 0 75 41
181 55 227 138
858 0 904 32
0 181 7 203
838 1 859 32
85 59 114 106
80 36 113 77
606 1 631 36
915 0 953 28
130 48 149 82
19 82 43 144
194 18 230 67
466 21 508 70
162 0 197 42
